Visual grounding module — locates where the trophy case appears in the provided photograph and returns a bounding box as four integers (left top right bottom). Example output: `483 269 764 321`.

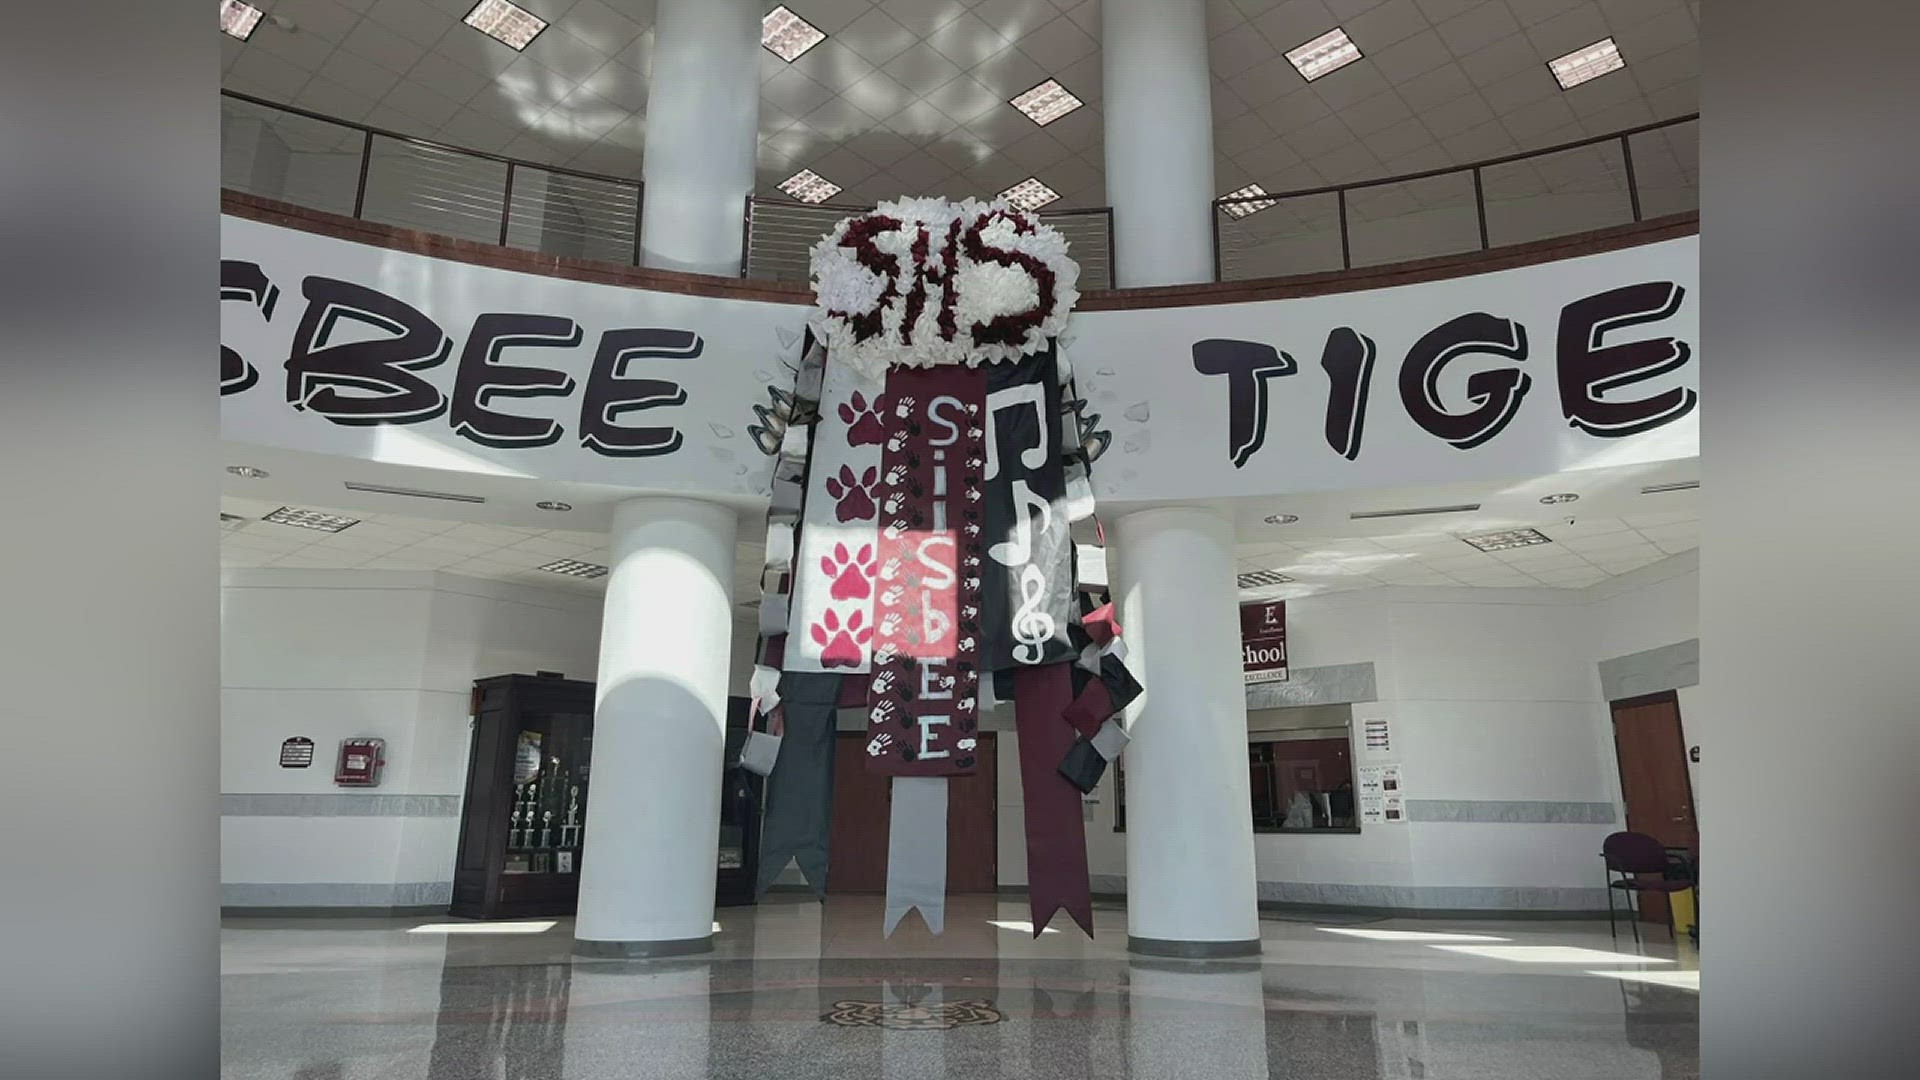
450 674 595 920
449 674 765 919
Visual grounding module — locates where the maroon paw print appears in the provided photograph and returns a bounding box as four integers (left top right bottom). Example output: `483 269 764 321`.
824 464 878 522
839 391 887 446
810 608 872 668
822 542 876 601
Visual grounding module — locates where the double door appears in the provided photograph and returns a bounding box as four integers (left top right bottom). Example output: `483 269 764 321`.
826 732 998 894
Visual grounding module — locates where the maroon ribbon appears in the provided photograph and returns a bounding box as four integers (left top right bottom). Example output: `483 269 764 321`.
1013 661 1093 936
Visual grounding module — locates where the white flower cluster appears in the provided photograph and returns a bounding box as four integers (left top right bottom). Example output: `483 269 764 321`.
809 196 1081 378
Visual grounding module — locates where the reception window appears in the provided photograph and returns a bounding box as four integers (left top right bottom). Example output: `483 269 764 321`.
1113 705 1360 834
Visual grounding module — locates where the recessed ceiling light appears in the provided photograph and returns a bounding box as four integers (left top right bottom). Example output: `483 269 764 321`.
536 500 572 512
1237 570 1297 588
1263 513 1299 525
226 465 269 479
999 177 1061 212
538 558 609 579
1221 184 1279 219
1548 37 1625 90
264 506 361 533
1286 27 1363 82
1538 493 1580 505
1460 528 1552 552
779 168 841 204
219 0 265 41
762 5 826 63
1010 79 1084 126
464 0 547 51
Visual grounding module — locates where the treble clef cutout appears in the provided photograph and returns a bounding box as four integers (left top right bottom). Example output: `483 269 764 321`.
1010 565 1055 665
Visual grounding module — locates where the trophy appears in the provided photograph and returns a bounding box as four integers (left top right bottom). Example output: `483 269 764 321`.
539 810 554 850
509 804 523 850
560 786 581 849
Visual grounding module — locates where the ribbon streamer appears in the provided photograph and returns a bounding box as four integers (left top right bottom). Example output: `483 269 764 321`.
1013 662 1093 936
884 776 950 935
754 670 842 898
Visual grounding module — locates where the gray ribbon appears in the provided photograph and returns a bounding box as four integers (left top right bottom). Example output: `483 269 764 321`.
884 776 949 935
755 671 841 898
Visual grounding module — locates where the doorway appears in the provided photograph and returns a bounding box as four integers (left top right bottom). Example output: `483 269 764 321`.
1610 691 1697 924
827 732 997 894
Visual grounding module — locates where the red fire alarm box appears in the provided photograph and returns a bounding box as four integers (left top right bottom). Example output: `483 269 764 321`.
335 738 386 786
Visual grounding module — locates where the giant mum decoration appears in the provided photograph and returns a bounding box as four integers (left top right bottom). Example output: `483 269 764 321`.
808 196 1081 379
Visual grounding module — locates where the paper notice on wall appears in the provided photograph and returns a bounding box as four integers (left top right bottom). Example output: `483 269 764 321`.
1357 763 1403 825
1361 717 1392 757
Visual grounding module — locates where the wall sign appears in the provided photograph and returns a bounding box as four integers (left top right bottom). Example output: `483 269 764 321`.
278 736 314 768
1240 601 1288 684
222 217 1697 504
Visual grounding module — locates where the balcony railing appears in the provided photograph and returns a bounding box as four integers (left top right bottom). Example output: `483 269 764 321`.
221 90 645 267
1213 113 1698 282
743 197 1116 290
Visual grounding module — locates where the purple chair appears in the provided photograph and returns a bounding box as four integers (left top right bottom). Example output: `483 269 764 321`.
1602 831 1693 945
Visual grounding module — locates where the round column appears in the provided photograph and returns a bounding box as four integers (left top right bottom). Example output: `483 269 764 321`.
573 497 738 957
1110 505 1261 956
637 0 761 276
1101 0 1217 287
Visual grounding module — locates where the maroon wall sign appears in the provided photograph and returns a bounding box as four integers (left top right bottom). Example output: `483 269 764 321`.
1240 601 1288 684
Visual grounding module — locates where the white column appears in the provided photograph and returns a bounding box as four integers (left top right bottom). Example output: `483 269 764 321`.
638 0 762 276
1102 0 1217 287
574 497 738 956
1110 506 1261 954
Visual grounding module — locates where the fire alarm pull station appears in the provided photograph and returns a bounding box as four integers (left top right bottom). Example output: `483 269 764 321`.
335 738 386 786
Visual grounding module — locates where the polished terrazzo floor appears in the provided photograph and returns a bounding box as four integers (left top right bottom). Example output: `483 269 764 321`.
222 896 1698 1079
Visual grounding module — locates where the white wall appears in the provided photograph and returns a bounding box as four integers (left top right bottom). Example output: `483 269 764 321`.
221 569 603 909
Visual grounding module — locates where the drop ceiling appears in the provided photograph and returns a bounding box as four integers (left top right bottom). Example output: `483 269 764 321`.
219 0 1700 211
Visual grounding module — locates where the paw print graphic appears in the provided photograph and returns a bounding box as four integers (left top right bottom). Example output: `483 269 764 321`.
810 608 872 668
824 464 878 522
866 732 893 757
821 542 876 601
839 391 887 446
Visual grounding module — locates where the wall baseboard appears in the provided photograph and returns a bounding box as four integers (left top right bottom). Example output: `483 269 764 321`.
221 905 449 919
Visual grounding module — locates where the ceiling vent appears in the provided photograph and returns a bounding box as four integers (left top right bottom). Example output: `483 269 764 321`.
1640 480 1700 494
1349 503 1482 520
343 481 485 504
1237 570 1297 588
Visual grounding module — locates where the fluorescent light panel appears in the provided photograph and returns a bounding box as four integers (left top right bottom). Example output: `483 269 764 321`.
264 506 361 533
999 177 1060 211
1459 528 1553 552
1221 183 1279 219
538 558 609 579
762 5 826 62
1286 28 1363 82
1237 569 1296 588
1549 37 1625 89
1010 79 1084 126
220 0 265 41
779 168 841 204
464 0 548 51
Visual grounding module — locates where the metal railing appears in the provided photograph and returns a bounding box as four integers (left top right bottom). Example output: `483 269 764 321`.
1213 114 1698 282
743 197 1117 290
221 90 645 267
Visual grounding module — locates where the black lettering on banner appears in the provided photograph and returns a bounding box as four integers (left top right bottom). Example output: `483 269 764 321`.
1193 338 1297 468
219 260 279 396
285 277 451 425
450 314 582 448
578 328 697 457
1399 313 1531 450
1318 327 1377 461
1557 282 1696 437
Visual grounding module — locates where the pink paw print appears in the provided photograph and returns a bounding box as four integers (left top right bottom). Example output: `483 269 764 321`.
822 542 875 601
839 391 886 446
824 464 878 522
811 608 872 668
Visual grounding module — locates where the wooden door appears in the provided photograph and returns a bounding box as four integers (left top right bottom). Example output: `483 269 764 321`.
1611 692 1697 923
827 732 997 894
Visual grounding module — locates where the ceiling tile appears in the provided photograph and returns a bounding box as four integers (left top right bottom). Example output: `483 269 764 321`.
1628 41 1697 92
521 26 613 77
1365 115 1438 159
1256 85 1336 130
1227 55 1308 109
789 37 880 88
1500 94 1577 141
1478 63 1559 114
1017 15 1101 70
792 0 882 35
1001 128 1074 172
925 12 1016 69
1509 0 1586 26
250 23 341 71
1055 53 1103 105
1250 0 1339 54
802 93 886 140
1596 0 1681 29
843 128 921 168
1433 2 1522 57
886 150 958 191
1212 24 1282 80
924 74 1006 125
1524 4 1611 58
1442 116 1519 159
970 45 1052 99
961 101 1046 146
1313 144 1385 182
971 0 1064 39
562 0 650 51
1612 5 1696 57
1343 0 1430 52
878 0 970 38
1418 89 1493 138
1212 80 1253 122
1064 0 1101 36
764 65 838 118
431 19 518 77
837 7 921 67
1039 102 1102 150
382 79 467 129
1644 77 1696 117
576 57 649 112
362 0 454 49
1217 111 1282 156
226 50 316 100
1285 113 1360 156
882 42 968 97
880 97 965 144
1457 32 1542 88
1339 89 1414 136
844 68 916 122
1412 0 1481 21
1310 62 1392 110
1383 142 1454 172
405 50 494 103
298 77 383 122
438 107 522 151
1369 28 1453 83
294 1 371 44
550 85 625 141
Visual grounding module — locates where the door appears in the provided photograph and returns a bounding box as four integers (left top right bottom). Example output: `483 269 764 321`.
1611 692 1697 923
827 732 997 894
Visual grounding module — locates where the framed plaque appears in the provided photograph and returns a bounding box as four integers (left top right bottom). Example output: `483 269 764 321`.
279 737 314 768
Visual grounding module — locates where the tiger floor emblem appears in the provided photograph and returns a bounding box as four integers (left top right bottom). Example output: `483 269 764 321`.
822 999 1004 1030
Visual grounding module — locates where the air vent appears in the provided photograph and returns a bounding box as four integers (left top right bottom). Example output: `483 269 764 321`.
264 507 360 533
1640 480 1700 495
1460 528 1552 552
1349 503 1481 520
343 481 485 504
537 559 609 579
1237 570 1296 588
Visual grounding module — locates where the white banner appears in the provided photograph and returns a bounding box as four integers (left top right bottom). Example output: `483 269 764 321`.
222 217 1697 503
